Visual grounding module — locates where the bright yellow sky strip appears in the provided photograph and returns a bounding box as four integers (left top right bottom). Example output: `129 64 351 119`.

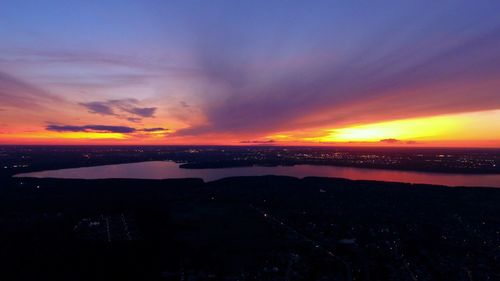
299 109 500 143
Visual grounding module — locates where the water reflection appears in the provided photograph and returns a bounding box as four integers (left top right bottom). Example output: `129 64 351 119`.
15 161 500 188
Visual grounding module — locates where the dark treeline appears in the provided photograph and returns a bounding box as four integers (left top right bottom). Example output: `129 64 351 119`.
1 176 499 280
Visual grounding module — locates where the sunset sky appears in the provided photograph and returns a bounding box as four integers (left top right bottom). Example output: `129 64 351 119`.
1 1 500 146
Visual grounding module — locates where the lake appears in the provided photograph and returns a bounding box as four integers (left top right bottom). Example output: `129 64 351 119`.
14 161 500 188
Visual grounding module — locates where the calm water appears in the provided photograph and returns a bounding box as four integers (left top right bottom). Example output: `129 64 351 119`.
15 161 500 188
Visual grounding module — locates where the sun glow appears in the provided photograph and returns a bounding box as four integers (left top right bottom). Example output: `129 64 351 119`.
298 110 500 144
318 116 458 142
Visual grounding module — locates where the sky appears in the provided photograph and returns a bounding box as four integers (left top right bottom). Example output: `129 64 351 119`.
1 0 500 147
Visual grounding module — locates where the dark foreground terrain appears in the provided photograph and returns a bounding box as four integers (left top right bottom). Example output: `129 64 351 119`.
1 176 499 281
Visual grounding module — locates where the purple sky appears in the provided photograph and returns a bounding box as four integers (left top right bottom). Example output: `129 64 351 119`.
1 1 500 145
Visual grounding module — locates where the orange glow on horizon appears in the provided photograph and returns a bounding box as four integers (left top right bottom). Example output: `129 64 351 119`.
1 110 500 147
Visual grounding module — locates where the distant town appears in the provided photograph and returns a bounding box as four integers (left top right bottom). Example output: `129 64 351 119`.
1 146 499 178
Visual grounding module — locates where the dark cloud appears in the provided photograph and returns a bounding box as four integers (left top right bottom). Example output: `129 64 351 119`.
79 99 157 120
379 139 419 145
379 138 400 144
83 125 136 133
141 127 168 132
79 101 115 116
46 125 86 132
47 124 136 133
240 139 275 144
122 106 156 118
46 124 168 134
127 117 142 123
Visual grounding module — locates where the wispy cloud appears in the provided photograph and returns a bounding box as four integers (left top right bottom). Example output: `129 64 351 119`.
0 71 63 109
176 11 500 137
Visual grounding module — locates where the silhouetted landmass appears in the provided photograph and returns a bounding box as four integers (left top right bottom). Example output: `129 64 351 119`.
1 175 499 280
